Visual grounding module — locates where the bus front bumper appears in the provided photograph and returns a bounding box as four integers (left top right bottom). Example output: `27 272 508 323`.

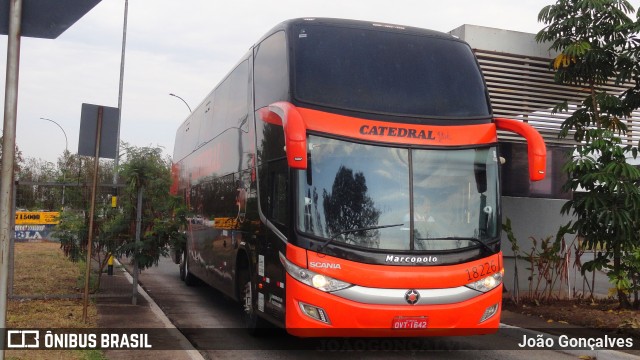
285 274 502 337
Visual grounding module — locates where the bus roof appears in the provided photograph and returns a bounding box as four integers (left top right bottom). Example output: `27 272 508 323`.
257 17 460 46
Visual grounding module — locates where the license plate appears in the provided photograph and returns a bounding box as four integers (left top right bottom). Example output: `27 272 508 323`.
391 316 428 329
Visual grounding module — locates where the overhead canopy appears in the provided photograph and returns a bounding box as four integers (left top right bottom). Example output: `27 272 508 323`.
0 0 101 39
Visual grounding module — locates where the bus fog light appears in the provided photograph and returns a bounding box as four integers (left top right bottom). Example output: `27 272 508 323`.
480 303 499 323
299 302 330 324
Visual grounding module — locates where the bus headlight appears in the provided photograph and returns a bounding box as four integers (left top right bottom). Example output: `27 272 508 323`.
465 270 503 293
279 252 352 292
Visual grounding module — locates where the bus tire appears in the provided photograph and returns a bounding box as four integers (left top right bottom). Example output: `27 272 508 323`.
169 246 182 265
180 251 198 286
239 267 266 335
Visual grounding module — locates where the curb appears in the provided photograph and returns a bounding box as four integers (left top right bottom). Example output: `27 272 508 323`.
116 260 205 360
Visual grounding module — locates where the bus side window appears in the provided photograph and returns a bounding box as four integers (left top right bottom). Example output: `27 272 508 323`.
254 31 289 110
263 159 289 228
259 159 289 228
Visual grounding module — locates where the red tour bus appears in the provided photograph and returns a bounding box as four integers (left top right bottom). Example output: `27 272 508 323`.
171 18 546 337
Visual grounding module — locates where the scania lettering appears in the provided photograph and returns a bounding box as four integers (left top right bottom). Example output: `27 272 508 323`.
171 18 546 337
309 262 342 269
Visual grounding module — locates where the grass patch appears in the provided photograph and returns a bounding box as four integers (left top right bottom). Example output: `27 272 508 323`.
6 241 105 360
12 242 82 296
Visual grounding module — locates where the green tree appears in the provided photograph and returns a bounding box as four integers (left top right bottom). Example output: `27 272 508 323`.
52 152 114 212
54 144 185 291
20 157 58 210
112 143 185 270
536 0 640 307
15 151 114 211
56 210 87 262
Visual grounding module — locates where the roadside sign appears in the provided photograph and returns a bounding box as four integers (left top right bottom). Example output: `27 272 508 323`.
78 103 119 159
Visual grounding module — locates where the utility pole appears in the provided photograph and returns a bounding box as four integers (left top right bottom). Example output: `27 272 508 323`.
0 1 22 357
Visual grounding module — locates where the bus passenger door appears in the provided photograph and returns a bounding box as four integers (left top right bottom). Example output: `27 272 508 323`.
256 158 289 324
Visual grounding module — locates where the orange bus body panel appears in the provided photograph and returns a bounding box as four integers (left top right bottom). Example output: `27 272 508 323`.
495 118 547 181
286 242 308 268
297 107 498 146
286 275 501 337
305 250 502 289
284 244 503 336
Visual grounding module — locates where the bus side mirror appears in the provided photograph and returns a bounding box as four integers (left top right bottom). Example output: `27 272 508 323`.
259 102 308 170
495 118 546 181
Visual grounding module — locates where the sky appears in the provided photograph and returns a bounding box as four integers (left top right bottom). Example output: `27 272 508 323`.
1 0 638 164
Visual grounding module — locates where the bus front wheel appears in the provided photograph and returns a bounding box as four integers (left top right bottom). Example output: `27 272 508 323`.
180 251 198 286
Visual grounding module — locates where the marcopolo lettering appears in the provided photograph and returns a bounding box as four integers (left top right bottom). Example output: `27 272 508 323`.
359 125 436 140
385 255 438 264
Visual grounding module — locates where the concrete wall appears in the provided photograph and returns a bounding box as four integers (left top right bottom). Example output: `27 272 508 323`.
500 196 572 257
449 24 558 59
500 196 610 298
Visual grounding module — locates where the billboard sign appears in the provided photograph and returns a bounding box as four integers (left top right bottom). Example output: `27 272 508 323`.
15 211 60 225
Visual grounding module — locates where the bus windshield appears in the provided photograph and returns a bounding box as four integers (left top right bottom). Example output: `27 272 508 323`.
292 24 490 119
297 135 499 251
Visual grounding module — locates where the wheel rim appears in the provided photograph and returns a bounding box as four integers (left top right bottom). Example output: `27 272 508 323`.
181 251 188 280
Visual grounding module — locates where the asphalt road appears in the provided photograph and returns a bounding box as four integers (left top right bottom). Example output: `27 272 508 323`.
135 256 609 360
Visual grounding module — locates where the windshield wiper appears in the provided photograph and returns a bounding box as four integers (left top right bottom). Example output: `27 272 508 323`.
414 236 494 253
317 223 404 253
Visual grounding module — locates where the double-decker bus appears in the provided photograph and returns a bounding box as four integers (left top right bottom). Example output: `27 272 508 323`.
171 18 546 337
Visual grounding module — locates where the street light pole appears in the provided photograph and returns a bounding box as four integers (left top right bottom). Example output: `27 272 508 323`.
39 117 68 151
39 117 68 209
113 0 128 189
169 93 192 113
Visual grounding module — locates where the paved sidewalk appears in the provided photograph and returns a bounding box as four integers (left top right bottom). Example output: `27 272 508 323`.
96 265 203 360
500 308 640 359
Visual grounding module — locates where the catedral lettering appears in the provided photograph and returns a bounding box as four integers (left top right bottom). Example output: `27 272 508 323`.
171 18 546 338
359 125 436 140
